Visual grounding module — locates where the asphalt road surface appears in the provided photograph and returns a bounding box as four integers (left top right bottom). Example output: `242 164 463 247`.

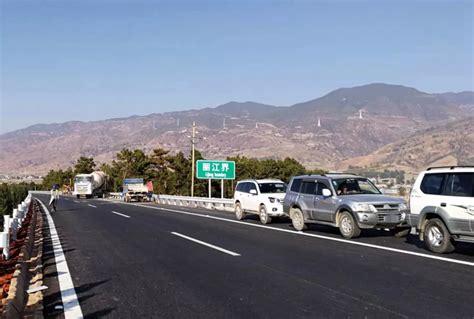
35 194 474 319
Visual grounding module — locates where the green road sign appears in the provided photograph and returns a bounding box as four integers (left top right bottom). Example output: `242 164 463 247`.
196 160 236 180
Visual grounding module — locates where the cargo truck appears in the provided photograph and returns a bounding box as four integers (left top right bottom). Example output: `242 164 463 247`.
123 178 149 202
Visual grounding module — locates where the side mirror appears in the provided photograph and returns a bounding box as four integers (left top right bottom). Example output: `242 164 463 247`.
322 188 332 197
249 189 258 195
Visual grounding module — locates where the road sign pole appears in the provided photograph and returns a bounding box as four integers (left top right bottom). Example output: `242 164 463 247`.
221 179 224 199
208 179 211 198
191 121 196 197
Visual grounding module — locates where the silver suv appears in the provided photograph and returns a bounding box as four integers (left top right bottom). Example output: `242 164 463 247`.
283 174 409 238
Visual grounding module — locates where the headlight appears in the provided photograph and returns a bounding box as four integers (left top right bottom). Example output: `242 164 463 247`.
268 197 275 203
353 203 377 212
399 203 408 211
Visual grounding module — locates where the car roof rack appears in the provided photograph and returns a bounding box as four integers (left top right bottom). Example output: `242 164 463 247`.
426 166 474 171
321 172 359 177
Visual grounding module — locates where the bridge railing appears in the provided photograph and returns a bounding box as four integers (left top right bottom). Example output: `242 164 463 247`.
153 195 234 212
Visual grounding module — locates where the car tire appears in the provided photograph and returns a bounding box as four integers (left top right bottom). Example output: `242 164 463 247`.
291 208 307 231
259 205 272 224
235 202 246 220
339 211 361 239
423 218 455 254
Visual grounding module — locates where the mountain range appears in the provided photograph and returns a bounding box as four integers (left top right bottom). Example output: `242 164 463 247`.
1 83 473 176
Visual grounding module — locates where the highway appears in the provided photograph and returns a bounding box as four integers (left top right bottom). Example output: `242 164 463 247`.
36 194 474 318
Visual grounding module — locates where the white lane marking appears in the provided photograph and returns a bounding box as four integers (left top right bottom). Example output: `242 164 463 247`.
111 211 130 219
37 199 84 319
171 232 240 256
74 200 80 203
132 204 474 267
88 204 97 208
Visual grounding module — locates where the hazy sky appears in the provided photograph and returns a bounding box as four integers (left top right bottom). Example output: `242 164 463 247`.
1 0 473 134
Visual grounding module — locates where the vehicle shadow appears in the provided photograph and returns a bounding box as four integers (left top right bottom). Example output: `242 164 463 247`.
404 234 474 257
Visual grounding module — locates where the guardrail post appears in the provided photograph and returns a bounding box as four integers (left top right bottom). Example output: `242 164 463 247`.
0 231 9 260
11 209 19 240
3 215 11 233
17 204 25 219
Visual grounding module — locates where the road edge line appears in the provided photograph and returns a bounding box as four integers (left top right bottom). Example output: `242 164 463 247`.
37 198 84 319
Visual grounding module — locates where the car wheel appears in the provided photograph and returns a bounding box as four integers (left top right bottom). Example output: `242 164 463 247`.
423 218 455 254
291 208 306 231
259 205 272 224
235 203 245 220
339 211 361 239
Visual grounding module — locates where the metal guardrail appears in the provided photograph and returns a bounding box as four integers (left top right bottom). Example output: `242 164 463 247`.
153 195 235 212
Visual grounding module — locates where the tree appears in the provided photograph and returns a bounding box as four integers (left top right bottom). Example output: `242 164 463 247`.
41 169 74 190
74 156 96 174
113 149 151 181
0 183 36 224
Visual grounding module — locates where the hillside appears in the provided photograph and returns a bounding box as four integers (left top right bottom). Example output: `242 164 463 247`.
338 117 474 173
1 83 473 175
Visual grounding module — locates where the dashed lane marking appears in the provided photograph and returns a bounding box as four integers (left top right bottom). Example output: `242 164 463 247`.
131 204 474 267
111 211 130 219
171 232 240 256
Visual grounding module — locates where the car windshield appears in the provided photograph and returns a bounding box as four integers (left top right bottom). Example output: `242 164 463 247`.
75 176 91 183
332 178 381 195
258 183 287 193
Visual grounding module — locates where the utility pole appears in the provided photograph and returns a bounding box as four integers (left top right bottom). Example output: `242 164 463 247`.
191 121 196 197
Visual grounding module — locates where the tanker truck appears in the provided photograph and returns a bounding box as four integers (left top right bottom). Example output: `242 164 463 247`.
73 171 107 199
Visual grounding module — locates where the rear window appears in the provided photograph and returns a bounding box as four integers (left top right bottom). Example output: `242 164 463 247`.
301 181 317 195
290 178 302 192
236 182 246 193
443 173 474 197
420 173 445 195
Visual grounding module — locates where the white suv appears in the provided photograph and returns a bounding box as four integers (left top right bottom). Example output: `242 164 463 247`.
234 179 287 224
408 166 474 253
